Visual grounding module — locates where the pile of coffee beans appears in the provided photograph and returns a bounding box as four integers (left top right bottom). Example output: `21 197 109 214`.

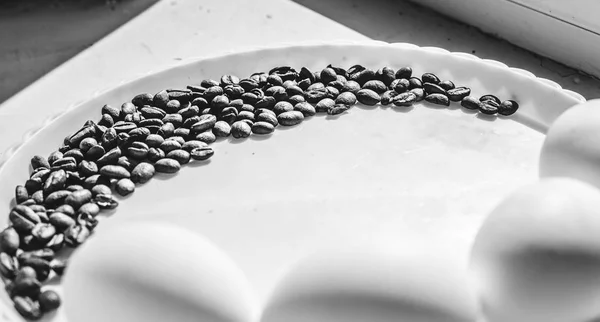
0 64 518 320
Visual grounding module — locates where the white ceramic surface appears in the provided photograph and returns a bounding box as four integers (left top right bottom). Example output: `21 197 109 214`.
0 41 586 321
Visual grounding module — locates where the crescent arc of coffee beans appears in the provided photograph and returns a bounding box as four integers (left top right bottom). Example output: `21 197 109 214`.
0 64 519 320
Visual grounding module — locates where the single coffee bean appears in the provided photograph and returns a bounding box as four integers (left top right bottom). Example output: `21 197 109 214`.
298 66 316 83
252 121 275 135
447 87 471 102
99 165 130 179
324 64 347 78
499 100 519 116
15 185 29 204
376 67 396 86
65 224 90 247
30 168 50 181
335 92 357 106
117 156 138 172
356 89 381 106
195 130 217 144
307 82 325 91
410 88 425 102
147 147 165 163
325 86 340 99
224 85 245 99
341 80 361 94
38 290 61 313
85 144 105 161
98 114 115 127
102 104 121 119
64 189 92 210
139 119 164 128
0 252 18 279
479 94 501 105
230 121 252 139
10 205 41 233
90 184 111 197
0 227 19 255
479 101 499 115
305 88 329 103
320 68 337 84
159 139 182 154
392 92 418 107
327 103 351 115
31 223 56 244
288 94 306 105
47 151 63 166
140 106 167 120
79 137 97 153
96 147 121 166
11 276 42 297
113 121 138 133
13 296 42 320
42 170 67 195
154 158 181 173
78 202 100 217
190 147 214 161
315 98 335 113
158 122 176 138
439 80 455 91
83 174 111 190
236 110 255 122
266 86 288 101
348 65 375 85
145 134 165 148
55 204 75 217
130 162 155 184
253 96 274 109
395 67 412 79
94 194 119 210
273 101 294 116
269 66 297 81
46 233 65 252
327 78 346 91
180 140 207 152
256 112 279 127
50 259 66 276
293 102 316 117
49 212 76 231
16 266 37 280
362 80 387 94
191 114 217 133
422 73 440 84
211 95 230 109
218 106 238 124
150 90 169 109
68 125 96 147
425 93 450 106
380 90 398 106
115 179 135 197
132 93 153 107
213 121 231 137
405 77 421 90
277 111 304 126
423 82 446 95
163 100 181 113
266 74 284 87
238 103 254 113
127 141 150 160
128 127 151 141
178 105 200 120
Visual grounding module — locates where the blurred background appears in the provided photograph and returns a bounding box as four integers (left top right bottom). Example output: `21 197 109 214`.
1 0 599 104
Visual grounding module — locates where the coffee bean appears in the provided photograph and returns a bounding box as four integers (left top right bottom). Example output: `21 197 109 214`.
16 266 37 280
130 162 155 184
391 92 417 107
78 202 100 217
66 184 83 192
190 147 214 161
256 112 279 127
19 199 36 207
179 140 206 152
159 139 182 154
439 80 455 91
83 174 111 191
229 121 252 139
479 94 501 105
15 185 28 205
11 275 42 297
315 98 335 113
30 156 50 171
98 114 115 127
394 67 412 79
267 86 289 101
50 259 66 276
64 189 92 210
31 223 56 244
46 233 65 252
68 125 96 147
113 121 138 133
479 101 499 115
0 252 19 279
77 161 97 178
292 102 315 117
163 100 181 113
20 253 51 278
127 141 150 160
94 194 119 210
115 179 135 197
128 127 151 141
269 66 297 81
147 147 165 163
49 212 76 231
218 106 238 124
318 68 336 84
307 82 325 91
376 67 396 86
425 93 450 106
195 130 216 144
286 95 304 106
10 206 41 233
422 73 440 84
65 225 90 247
277 111 304 126
212 121 231 137
328 103 351 115
362 80 387 94
158 122 175 137
393 78 410 93
324 86 339 99
191 114 217 133
335 92 357 106
211 95 230 110
342 80 361 94
13 296 42 320
272 101 293 116
348 65 375 85
499 100 519 116
305 88 329 103
55 204 75 217
85 144 105 161
145 134 165 148
447 87 471 102
89 185 110 197
31 191 45 205
101 104 121 119
423 82 446 95
132 93 153 107
117 156 138 172
356 89 381 106
252 121 275 135
410 88 425 102
47 151 63 166
236 110 255 122
0 228 19 255
154 158 181 173
99 165 130 179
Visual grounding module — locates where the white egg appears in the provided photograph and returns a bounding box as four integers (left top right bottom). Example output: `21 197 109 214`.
470 178 600 322
63 220 258 322
261 239 478 322
540 99 600 189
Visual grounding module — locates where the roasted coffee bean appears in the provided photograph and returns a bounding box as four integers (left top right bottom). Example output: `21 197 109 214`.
307 82 325 91
147 147 166 163
13 296 42 320
130 162 155 184
291 102 315 117
0 227 19 255
46 233 65 252
439 80 455 91
272 101 293 116
203 86 224 101
200 79 219 88
376 67 396 86
269 66 297 81
213 121 231 137
25 178 42 195
479 94 501 105
423 82 446 95
288 94 306 105
164 149 190 165
447 87 471 102
98 114 115 127
479 101 499 115
189 146 214 161
195 130 217 144
145 134 165 148
19 199 36 207
132 93 153 107
191 97 210 110
99 165 130 179
158 122 175 137
394 67 412 79
47 152 63 166
327 103 351 115
58 145 71 153
327 79 346 91
230 121 252 139
179 140 206 152
238 103 254 113
238 79 259 91
38 290 61 313
31 190 44 204
277 111 304 126
49 212 76 231
151 90 169 109
178 105 200 119
18 248 53 264
51 159 77 172
410 88 425 102
305 88 329 103
124 111 144 124
154 158 181 173
11 277 41 298
224 84 245 98
35 211 49 224
15 185 29 204
256 112 279 127
10 205 41 233
64 189 92 210
83 174 111 190
266 75 284 87
50 259 66 276
252 121 275 135
320 68 338 84
341 80 361 94
220 74 240 87
356 89 381 106
127 141 150 160
128 127 151 141
55 204 75 217
298 67 315 83
16 266 37 280
191 114 217 133
115 179 135 196
77 160 97 177
425 93 450 106
140 106 167 120
211 95 230 109
392 92 418 107
314 98 334 113
362 80 387 94
164 100 181 113
78 202 100 217
393 78 410 93
66 185 84 192
335 92 357 106
101 127 118 150
159 139 182 154
86 144 105 161
422 73 440 84
21 256 51 281
325 86 340 99
167 89 192 104
31 156 50 170
65 225 90 247
241 92 260 105
79 137 97 153
286 85 304 97
94 194 119 210
90 184 111 197
255 96 275 109
0 252 18 279
499 100 519 116
68 125 96 147
265 86 288 101
96 146 120 166
236 110 255 122
349 68 375 86
31 223 56 243
102 104 121 119
116 156 138 172
113 121 138 133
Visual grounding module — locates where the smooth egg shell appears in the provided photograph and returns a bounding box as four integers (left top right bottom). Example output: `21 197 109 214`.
261 239 478 322
63 221 257 322
470 178 600 322
540 99 600 189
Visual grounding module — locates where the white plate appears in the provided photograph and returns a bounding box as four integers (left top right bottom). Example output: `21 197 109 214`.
0 41 586 321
